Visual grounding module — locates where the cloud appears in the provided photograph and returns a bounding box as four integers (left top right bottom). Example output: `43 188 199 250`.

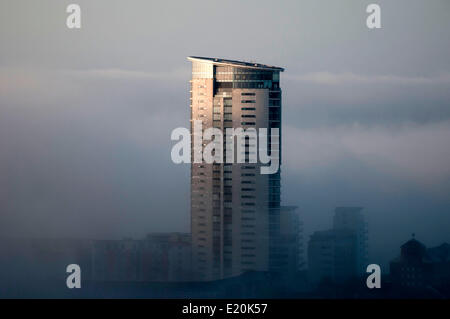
64 67 190 81
285 72 450 86
284 121 450 196
282 70 450 127
0 66 191 239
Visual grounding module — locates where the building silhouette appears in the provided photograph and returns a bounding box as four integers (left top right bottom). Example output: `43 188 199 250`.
280 206 305 272
390 236 450 292
187 57 284 280
269 206 304 276
308 207 368 285
333 207 368 276
308 229 357 285
91 233 192 282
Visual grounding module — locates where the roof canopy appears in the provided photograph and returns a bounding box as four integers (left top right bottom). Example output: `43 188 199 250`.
187 56 284 72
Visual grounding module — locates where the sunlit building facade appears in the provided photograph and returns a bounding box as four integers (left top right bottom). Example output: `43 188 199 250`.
188 56 284 280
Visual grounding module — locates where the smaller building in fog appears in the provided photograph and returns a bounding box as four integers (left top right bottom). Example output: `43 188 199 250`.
333 207 368 276
390 236 450 290
308 229 357 285
91 233 192 282
270 206 304 276
307 207 368 285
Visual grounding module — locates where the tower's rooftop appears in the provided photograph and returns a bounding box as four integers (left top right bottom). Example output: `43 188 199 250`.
187 56 284 72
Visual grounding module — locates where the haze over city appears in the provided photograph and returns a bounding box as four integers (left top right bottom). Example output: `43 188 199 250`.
1 0 450 269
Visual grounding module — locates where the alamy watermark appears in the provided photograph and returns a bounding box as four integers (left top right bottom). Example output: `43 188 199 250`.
170 120 279 175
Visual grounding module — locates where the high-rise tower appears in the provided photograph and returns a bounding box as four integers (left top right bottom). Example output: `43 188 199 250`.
333 207 368 275
188 56 284 280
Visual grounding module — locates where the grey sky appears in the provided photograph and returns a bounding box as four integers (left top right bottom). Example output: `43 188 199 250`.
1 0 450 267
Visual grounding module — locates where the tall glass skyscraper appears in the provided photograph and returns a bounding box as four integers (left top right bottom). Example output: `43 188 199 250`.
188 57 284 280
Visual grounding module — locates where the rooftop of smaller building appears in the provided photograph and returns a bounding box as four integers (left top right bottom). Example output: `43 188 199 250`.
187 56 284 72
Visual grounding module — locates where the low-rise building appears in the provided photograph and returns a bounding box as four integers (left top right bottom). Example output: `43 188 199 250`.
390 237 450 290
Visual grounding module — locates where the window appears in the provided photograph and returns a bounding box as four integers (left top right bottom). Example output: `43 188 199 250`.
242 203 255 206
269 92 280 99
269 99 280 106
